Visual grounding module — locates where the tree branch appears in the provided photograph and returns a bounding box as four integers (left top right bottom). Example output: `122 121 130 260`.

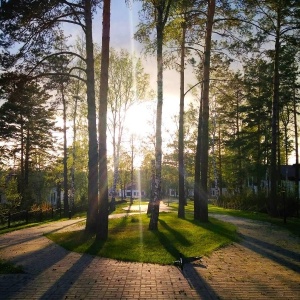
184 81 201 96
27 51 86 75
69 66 86 75
30 72 86 83
62 0 85 9
59 1 86 31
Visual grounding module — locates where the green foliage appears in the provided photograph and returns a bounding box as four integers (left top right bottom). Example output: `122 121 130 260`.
46 212 238 264
4 177 21 209
217 190 268 212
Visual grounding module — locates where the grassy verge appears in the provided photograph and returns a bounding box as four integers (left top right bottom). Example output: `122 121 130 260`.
0 259 24 274
208 204 300 238
0 222 46 235
46 212 238 265
0 216 73 235
165 200 300 238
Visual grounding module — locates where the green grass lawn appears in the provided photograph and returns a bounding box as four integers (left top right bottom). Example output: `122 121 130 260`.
0 259 23 274
208 204 300 238
164 200 300 238
46 212 238 265
3 198 298 268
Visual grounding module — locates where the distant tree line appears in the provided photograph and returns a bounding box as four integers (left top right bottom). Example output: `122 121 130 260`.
0 0 299 241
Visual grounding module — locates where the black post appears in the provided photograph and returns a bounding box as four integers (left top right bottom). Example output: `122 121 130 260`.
26 210 28 224
147 160 156 214
8 211 11 228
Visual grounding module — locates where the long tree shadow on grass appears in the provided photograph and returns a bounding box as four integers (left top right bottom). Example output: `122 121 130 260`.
158 219 192 246
185 216 240 244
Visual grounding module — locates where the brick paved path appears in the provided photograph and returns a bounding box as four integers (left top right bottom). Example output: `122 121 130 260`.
184 215 300 300
0 213 299 299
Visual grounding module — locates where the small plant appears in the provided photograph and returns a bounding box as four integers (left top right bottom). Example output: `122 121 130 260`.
130 216 139 223
30 202 52 212
0 259 24 274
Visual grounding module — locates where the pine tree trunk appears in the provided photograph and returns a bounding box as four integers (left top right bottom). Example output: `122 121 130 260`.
97 0 110 241
270 9 281 217
111 128 118 210
178 20 186 219
71 88 78 211
218 123 223 198
130 135 134 204
20 116 25 206
194 85 203 218
85 0 99 233
293 81 299 216
61 82 69 216
23 127 30 207
194 0 215 222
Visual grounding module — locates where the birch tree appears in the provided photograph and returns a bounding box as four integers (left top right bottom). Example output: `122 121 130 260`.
135 0 174 230
106 48 150 208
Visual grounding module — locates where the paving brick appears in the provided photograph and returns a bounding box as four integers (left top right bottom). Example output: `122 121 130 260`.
1 213 300 299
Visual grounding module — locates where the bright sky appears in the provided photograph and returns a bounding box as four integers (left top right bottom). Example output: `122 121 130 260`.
54 0 205 167
75 0 198 164
104 1 197 149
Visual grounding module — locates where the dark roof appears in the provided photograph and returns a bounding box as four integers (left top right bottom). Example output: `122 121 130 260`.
280 164 300 181
125 183 138 190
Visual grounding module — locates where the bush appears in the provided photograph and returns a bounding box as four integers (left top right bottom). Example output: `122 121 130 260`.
30 202 52 212
218 190 268 212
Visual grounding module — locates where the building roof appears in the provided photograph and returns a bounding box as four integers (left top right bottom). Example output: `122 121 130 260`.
280 164 300 181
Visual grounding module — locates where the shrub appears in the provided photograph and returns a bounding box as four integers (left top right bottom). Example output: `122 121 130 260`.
218 190 268 212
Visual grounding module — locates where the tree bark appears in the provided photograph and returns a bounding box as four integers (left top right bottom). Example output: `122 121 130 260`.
270 7 281 217
178 20 186 219
194 84 203 218
218 122 222 198
71 88 79 212
85 0 99 233
61 81 69 216
149 4 163 230
24 127 30 187
130 135 134 204
194 0 215 222
236 89 243 193
20 115 25 206
293 79 299 216
97 0 110 241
